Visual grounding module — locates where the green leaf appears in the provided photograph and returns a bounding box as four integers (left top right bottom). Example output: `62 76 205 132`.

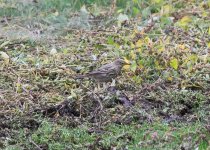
153 0 164 4
131 61 137 72
170 58 179 70
132 7 140 16
107 36 115 45
132 0 138 4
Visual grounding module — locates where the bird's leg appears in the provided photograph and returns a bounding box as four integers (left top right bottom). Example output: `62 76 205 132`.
97 83 101 91
111 79 116 87
94 86 97 92
102 82 107 90
94 82 101 92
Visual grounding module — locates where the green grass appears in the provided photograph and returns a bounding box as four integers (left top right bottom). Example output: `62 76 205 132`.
0 0 74 17
0 0 110 18
4 120 209 150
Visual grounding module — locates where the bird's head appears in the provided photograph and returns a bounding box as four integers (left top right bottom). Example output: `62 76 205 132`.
114 58 130 67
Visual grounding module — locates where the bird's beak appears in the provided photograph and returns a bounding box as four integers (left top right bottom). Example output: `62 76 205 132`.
124 59 131 65
123 58 131 65
125 61 131 65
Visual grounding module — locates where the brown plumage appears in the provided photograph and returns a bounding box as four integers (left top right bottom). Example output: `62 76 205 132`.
76 59 128 82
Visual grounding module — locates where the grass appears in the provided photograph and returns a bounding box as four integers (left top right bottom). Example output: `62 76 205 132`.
4 120 209 150
0 0 111 18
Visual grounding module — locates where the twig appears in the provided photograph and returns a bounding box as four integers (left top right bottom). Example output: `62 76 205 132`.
29 137 42 150
93 92 103 111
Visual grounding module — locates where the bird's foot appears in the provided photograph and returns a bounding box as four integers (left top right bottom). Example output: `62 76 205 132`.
111 79 116 87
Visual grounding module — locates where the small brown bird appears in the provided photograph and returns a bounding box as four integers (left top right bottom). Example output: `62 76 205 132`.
76 58 128 82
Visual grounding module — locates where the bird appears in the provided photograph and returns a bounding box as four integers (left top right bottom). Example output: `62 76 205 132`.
76 58 129 82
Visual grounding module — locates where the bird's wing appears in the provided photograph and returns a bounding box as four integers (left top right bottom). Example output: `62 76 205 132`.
88 66 116 76
97 62 113 71
88 69 107 75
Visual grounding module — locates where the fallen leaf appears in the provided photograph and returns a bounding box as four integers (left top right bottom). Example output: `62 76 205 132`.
170 58 179 70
